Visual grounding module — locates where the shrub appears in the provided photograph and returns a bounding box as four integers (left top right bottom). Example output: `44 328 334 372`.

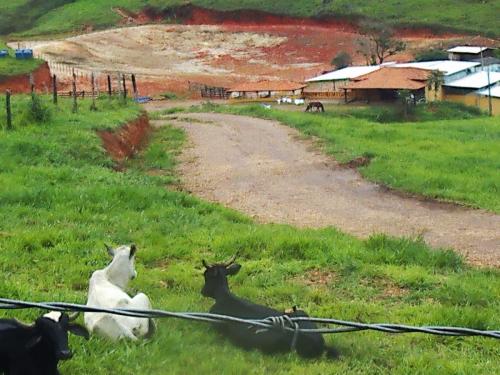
415 49 448 62
331 51 352 69
27 94 52 123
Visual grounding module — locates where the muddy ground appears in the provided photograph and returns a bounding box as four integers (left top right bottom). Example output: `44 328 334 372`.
155 112 499 267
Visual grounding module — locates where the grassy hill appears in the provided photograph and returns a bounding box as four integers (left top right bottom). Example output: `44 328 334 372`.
0 95 498 373
0 40 43 77
0 0 499 37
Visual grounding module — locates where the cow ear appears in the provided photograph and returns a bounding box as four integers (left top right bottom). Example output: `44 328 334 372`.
129 244 137 259
68 323 90 340
226 263 241 276
25 335 42 349
105 244 114 257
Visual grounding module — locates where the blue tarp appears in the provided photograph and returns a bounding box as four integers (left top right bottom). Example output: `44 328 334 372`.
0 50 8 58
134 96 152 104
15 49 33 59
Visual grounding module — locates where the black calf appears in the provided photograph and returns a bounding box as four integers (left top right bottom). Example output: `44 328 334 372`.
201 256 338 358
0 312 89 375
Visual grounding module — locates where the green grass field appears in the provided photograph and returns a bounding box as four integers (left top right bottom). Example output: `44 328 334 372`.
0 96 498 374
0 0 498 37
190 103 500 213
0 40 43 77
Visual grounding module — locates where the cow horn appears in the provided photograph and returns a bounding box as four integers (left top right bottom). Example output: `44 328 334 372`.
68 312 80 322
129 244 137 258
223 254 237 267
202 259 210 268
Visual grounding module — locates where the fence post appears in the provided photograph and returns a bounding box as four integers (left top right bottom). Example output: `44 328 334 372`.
122 74 127 101
5 90 12 130
90 72 97 111
29 73 35 95
131 74 138 98
52 75 58 105
107 75 112 97
72 70 78 113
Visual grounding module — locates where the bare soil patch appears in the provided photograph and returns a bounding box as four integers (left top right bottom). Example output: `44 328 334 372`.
160 112 500 267
20 21 475 96
0 62 51 94
98 113 151 163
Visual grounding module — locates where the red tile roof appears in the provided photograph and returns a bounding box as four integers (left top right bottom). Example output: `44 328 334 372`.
345 67 429 90
228 81 306 92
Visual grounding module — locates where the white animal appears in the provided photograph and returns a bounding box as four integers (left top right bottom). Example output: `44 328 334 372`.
294 98 305 105
284 97 293 104
261 104 272 110
84 244 154 341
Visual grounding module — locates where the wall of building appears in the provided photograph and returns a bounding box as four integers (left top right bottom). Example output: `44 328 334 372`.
477 95 499 115
443 93 499 115
426 85 443 102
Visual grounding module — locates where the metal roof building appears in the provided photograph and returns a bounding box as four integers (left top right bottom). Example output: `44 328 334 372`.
305 65 384 82
444 71 500 89
447 46 490 54
477 86 500 98
395 61 479 76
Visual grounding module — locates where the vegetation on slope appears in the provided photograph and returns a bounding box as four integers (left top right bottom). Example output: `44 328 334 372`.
0 0 498 37
193 103 500 213
0 96 498 373
0 40 43 77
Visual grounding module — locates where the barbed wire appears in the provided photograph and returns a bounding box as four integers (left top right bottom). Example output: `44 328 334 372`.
0 298 499 339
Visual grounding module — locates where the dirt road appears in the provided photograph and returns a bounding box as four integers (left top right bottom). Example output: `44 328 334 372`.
156 113 499 267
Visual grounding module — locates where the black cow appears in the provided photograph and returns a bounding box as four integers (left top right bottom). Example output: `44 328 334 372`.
305 102 325 112
0 312 89 375
201 256 338 358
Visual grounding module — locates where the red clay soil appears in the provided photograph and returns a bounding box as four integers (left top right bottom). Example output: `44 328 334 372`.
132 5 464 39
0 62 51 94
106 5 478 97
98 113 151 163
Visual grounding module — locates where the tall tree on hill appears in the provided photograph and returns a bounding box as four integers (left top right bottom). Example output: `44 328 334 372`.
356 21 406 65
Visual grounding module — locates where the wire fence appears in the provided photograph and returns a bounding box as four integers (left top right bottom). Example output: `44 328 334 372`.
1 298 499 339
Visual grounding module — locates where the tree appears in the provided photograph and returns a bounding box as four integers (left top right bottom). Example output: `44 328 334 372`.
356 22 406 65
415 49 448 62
331 51 352 69
427 70 445 101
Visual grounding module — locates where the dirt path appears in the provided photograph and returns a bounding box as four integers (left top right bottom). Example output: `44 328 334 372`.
154 113 499 267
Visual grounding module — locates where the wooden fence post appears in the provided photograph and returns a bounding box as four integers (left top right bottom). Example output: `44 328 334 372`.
6 90 12 130
29 73 35 95
90 72 97 111
131 74 138 98
52 75 58 105
107 75 112 97
122 74 127 100
72 70 78 113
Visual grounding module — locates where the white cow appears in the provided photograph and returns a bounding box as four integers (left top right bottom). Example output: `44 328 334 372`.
294 98 305 105
84 244 155 341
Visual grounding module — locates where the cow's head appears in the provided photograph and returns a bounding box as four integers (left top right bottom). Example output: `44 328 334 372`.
29 312 89 360
201 254 241 298
105 244 138 289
